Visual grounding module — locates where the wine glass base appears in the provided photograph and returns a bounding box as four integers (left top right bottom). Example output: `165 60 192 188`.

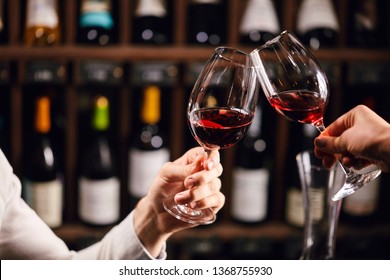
163 196 216 225
332 168 381 201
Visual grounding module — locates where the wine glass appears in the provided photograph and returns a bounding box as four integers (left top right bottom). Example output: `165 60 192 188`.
296 150 344 259
250 31 381 201
163 47 259 224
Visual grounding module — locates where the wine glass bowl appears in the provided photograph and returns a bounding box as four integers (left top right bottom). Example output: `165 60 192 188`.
163 47 259 224
250 30 381 201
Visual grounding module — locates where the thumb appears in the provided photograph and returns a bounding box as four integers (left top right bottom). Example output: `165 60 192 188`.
315 135 345 155
163 154 204 182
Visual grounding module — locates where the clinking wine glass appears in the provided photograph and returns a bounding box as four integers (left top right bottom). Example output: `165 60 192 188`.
163 47 259 224
250 31 381 201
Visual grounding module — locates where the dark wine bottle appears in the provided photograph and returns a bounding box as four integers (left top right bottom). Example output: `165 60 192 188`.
239 0 280 45
132 0 170 45
187 0 226 46
24 0 61 46
78 95 120 226
348 0 381 48
24 95 63 228
296 0 339 49
78 0 114 46
128 85 170 202
231 104 270 224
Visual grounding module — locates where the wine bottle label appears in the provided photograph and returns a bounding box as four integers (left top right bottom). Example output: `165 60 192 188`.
79 176 120 225
80 0 113 29
239 0 280 35
24 178 63 228
26 0 59 28
343 166 380 216
135 0 167 18
285 187 304 227
296 0 339 34
128 148 170 198
231 168 269 222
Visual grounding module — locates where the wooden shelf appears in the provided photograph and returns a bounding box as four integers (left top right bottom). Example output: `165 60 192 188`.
0 46 390 61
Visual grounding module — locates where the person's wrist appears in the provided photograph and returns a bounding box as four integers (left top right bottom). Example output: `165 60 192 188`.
133 197 171 258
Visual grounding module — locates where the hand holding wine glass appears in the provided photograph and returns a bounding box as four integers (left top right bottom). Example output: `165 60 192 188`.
250 31 381 201
163 47 259 224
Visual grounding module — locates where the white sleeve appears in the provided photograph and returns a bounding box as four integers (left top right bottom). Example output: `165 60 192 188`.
0 150 167 260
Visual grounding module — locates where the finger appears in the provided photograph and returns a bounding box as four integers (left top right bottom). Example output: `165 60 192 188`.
192 192 226 213
184 162 223 189
159 156 201 183
203 150 221 171
314 135 348 155
174 147 205 165
321 109 356 137
175 177 221 205
322 155 337 169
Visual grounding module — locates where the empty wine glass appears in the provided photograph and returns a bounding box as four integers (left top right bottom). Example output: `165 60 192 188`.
250 31 381 201
296 150 344 259
163 47 259 224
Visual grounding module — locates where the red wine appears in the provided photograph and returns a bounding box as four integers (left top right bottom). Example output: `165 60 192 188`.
268 90 327 125
188 108 253 150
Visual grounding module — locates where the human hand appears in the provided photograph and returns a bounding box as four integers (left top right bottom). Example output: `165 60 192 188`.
133 147 224 257
314 105 390 172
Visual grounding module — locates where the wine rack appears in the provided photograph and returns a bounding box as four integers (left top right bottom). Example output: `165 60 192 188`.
1 0 390 259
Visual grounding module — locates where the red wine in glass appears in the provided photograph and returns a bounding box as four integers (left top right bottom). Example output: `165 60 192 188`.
268 90 327 126
188 107 253 151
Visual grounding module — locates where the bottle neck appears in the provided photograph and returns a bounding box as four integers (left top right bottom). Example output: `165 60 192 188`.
140 85 161 125
239 0 280 35
35 96 51 134
92 95 110 131
26 0 59 29
81 0 111 13
296 0 339 34
247 105 262 139
80 0 113 29
135 0 167 18
190 0 221 4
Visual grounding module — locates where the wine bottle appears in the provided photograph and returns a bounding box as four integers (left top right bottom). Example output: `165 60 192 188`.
342 165 381 225
24 95 63 228
296 0 339 49
231 104 270 224
187 0 226 45
239 0 280 45
78 95 120 226
348 0 381 48
24 0 61 46
128 85 170 203
132 0 170 45
79 0 114 45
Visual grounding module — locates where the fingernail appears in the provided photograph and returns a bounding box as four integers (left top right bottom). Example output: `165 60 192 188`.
207 159 215 170
189 201 198 209
315 138 326 148
186 178 196 189
175 192 187 204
